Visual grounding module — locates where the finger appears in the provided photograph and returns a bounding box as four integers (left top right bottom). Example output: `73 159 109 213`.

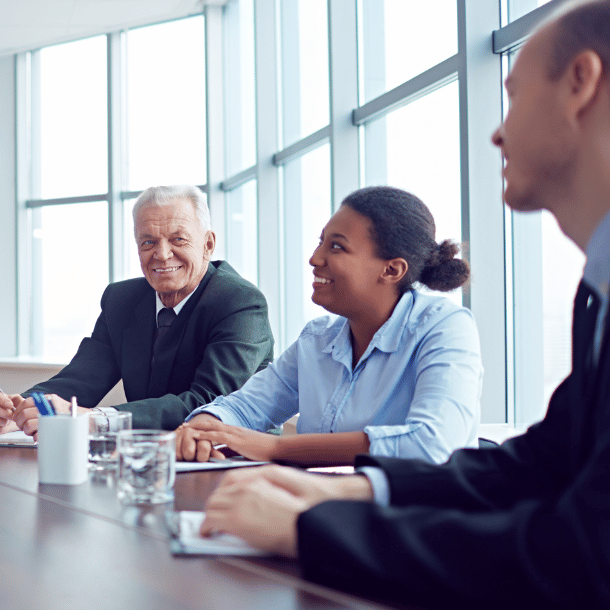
180 429 200 462
191 430 228 446
195 439 213 462
12 397 34 420
22 415 39 438
14 406 38 431
175 428 186 461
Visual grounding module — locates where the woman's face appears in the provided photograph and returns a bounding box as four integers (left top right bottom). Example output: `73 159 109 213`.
309 205 390 320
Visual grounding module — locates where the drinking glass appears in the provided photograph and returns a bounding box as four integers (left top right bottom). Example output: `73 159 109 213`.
116 430 176 504
88 411 132 471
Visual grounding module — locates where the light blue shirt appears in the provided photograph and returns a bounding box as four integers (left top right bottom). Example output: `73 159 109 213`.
187 290 483 462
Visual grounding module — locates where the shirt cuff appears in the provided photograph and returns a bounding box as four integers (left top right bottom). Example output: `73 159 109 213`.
185 405 233 425
356 466 391 507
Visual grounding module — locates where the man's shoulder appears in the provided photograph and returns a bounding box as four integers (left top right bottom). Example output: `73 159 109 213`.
101 277 153 307
204 261 267 304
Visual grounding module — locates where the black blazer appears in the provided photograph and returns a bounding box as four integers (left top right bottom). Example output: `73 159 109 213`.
298 281 610 609
26 261 274 430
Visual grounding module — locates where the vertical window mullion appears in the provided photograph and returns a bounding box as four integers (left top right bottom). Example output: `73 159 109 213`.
458 0 506 423
107 31 126 283
328 0 359 210
254 0 281 348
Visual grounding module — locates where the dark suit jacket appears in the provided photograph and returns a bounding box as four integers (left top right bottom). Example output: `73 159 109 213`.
298 281 610 609
26 261 274 430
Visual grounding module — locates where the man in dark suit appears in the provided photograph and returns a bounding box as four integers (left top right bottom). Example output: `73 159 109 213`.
1 185 273 436
196 3 610 608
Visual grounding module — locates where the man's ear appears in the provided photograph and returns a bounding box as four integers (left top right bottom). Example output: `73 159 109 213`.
203 231 216 261
565 49 603 122
381 258 408 286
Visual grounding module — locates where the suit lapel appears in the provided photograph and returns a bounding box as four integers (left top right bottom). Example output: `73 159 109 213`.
122 289 156 400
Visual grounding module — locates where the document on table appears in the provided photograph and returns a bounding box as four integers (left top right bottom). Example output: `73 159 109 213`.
176 457 268 472
166 511 270 556
0 430 36 447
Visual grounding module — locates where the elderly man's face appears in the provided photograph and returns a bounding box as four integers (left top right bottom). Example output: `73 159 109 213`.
135 198 215 308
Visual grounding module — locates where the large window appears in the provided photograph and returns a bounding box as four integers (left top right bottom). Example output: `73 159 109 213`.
126 18 207 190
8 0 578 427
19 15 206 362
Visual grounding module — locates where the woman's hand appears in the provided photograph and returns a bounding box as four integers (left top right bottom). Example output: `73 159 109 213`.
177 414 280 462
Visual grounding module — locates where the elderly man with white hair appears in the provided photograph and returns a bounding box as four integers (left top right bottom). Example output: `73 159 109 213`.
2 185 273 438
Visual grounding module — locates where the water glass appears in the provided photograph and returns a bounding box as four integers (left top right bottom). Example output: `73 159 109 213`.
116 430 175 504
88 411 132 471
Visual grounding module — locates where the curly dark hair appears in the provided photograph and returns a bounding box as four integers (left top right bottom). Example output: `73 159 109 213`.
341 186 470 294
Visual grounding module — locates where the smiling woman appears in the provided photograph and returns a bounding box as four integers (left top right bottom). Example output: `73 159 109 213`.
177 186 483 466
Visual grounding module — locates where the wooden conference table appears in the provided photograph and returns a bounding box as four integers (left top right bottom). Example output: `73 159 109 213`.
0 446 417 610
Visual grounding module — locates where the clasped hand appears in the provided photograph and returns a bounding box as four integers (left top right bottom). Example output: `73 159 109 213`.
175 413 280 462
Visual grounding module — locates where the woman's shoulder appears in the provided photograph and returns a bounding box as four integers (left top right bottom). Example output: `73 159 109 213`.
299 314 345 339
407 290 476 329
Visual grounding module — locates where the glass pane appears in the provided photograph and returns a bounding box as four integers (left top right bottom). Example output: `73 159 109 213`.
37 202 109 362
225 0 256 174
541 212 585 409
40 37 108 199
226 180 259 286
280 0 329 147
364 81 462 305
126 17 206 190
359 0 457 104
283 143 332 347
507 0 553 23
123 198 144 281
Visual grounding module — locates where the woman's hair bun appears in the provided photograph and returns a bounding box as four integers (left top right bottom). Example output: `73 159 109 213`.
419 240 470 292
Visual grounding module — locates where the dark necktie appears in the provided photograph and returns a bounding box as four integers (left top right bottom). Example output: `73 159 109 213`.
573 281 600 379
153 307 177 360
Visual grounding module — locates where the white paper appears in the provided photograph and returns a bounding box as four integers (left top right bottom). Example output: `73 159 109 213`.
176 458 268 472
0 430 36 446
168 511 269 556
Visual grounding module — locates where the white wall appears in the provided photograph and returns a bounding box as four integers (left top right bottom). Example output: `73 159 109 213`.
0 56 17 357
0 362 126 407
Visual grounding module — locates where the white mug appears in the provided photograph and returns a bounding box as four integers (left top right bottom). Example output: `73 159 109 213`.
38 414 89 485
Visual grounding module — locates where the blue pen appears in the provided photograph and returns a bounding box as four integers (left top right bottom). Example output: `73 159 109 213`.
31 392 55 416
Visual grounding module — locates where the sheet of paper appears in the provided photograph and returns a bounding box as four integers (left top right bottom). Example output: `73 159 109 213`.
0 430 36 447
176 458 268 472
167 511 269 556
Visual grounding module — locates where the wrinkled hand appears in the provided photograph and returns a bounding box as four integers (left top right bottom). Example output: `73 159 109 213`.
200 465 374 556
0 392 16 428
178 414 279 463
12 394 87 440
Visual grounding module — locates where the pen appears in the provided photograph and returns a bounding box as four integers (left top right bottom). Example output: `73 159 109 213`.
71 396 77 418
31 392 55 417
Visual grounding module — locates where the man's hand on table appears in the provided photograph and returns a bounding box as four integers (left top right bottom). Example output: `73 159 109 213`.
200 464 374 556
0 392 16 430
12 394 88 441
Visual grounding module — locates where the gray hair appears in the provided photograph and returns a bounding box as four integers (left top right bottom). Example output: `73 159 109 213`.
132 185 211 233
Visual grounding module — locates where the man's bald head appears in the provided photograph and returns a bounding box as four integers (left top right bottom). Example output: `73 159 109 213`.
546 1 610 81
